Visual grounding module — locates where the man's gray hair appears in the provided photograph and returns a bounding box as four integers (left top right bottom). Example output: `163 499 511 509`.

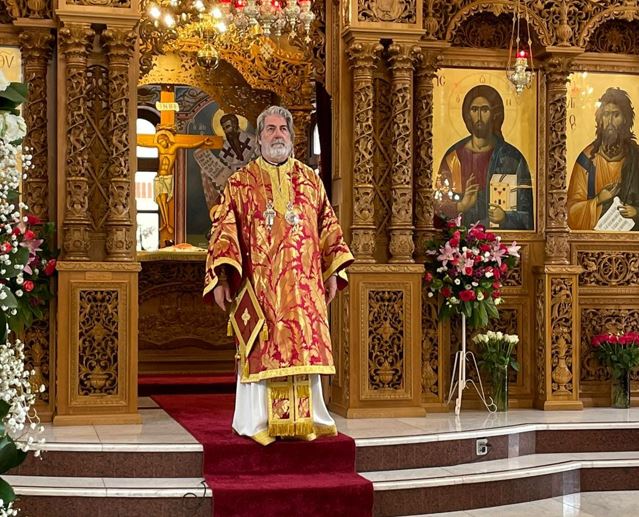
256 105 295 143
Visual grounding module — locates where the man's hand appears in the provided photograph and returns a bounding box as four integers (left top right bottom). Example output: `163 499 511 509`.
488 204 506 224
325 274 338 305
596 182 620 205
619 204 638 219
457 174 479 213
213 283 232 311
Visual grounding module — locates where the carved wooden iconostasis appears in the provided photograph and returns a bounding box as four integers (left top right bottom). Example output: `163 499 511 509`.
329 0 639 418
5 0 639 426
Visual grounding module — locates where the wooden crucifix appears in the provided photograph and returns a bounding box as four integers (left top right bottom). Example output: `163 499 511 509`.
137 87 224 247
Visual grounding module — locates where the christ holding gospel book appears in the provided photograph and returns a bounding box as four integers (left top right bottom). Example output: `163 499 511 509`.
435 85 534 230
203 106 354 445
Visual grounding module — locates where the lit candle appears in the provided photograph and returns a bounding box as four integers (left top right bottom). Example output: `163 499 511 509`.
518 49 527 59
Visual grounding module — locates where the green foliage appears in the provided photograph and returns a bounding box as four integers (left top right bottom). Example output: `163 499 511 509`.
595 343 639 379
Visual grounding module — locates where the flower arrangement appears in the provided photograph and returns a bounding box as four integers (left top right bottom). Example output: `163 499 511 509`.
424 215 520 329
591 332 639 408
473 331 519 411
0 71 51 515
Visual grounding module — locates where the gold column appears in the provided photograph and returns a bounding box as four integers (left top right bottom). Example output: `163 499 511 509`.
543 54 573 265
20 28 54 223
19 27 56 420
104 27 137 261
60 23 94 261
388 42 418 263
347 40 382 263
413 49 440 263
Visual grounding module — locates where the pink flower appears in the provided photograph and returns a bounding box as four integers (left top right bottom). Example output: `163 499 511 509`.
437 241 458 266
23 280 34 292
507 241 521 258
424 272 433 283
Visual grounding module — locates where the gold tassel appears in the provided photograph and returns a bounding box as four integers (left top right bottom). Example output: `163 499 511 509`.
294 420 314 437
260 324 269 342
227 319 233 337
268 421 296 437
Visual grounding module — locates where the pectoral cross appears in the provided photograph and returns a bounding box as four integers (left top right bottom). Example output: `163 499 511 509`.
137 87 224 247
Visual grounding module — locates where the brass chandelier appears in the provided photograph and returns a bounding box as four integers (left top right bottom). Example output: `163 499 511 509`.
147 0 315 41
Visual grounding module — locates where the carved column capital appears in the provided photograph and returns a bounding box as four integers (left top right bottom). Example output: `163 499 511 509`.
103 27 137 62
59 24 95 62
347 40 383 72
19 29 54 63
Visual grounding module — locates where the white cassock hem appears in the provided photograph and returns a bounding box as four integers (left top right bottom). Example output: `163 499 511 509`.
232 374 335 438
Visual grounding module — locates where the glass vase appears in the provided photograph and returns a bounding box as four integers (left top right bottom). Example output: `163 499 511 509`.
612 370 631 409
491 365 509 412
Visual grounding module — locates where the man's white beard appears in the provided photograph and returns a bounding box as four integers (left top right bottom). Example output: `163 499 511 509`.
263 141 292 162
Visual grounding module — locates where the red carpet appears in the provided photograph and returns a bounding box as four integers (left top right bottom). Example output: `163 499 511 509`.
153 393 373 517
138 373 236 396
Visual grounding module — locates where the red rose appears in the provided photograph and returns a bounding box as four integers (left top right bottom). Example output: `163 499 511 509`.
12 227 21 235
424 272 433 283
500 263 508 273
465 266 473 275
441 287 452 298
493 281 501 289
493 268 501 280
24 230 36 241
23 280 35 292
459 289 476 302
44 259 57 276
0 242 11 254
26 214 41 225
492 290 501 299
480 244 491 253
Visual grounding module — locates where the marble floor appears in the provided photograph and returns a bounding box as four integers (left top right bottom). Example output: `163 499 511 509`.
421 490 639 516
37 399 639 451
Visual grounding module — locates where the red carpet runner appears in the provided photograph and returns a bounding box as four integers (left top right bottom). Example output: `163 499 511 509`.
153 393 374 517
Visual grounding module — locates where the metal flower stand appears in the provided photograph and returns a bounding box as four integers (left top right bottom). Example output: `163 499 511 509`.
446 313 497 415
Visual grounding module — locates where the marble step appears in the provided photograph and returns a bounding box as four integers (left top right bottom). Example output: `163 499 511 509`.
354 421 639 471
362 452 639 516
4 476 212 517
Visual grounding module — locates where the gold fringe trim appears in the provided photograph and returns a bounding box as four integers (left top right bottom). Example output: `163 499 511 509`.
241 365 335 383
294 419 314 437
268 421 297 437
251 429 276 446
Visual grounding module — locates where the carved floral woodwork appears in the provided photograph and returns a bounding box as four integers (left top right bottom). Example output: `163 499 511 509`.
291 108 312 164
550 277 575 395
78 289 119 395
544 56 572 265
421 292 439 399
348 40 383 262
372 68 392 262
19 29 54 224
413 50 439 263
586 19 639 54
358 0 416 23
426 0 639 48
104 27 137 261
578 251 639 287
536 278 546 398
388 43 417 263
451 13 522 49
3 0 53 19
368 289 404 390
60 24 95 260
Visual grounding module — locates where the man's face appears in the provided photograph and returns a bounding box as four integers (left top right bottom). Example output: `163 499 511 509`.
222 118 239 137
259 114 293 162
469 96 492 138
157 134 170 148
601 102 625 147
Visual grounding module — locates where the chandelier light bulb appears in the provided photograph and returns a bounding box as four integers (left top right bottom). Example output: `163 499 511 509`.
216 21 228 32
164 13 176 27
212 6 222 18
149 5 161 18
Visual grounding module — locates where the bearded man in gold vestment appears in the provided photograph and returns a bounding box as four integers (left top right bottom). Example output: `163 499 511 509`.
203 106 354 445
